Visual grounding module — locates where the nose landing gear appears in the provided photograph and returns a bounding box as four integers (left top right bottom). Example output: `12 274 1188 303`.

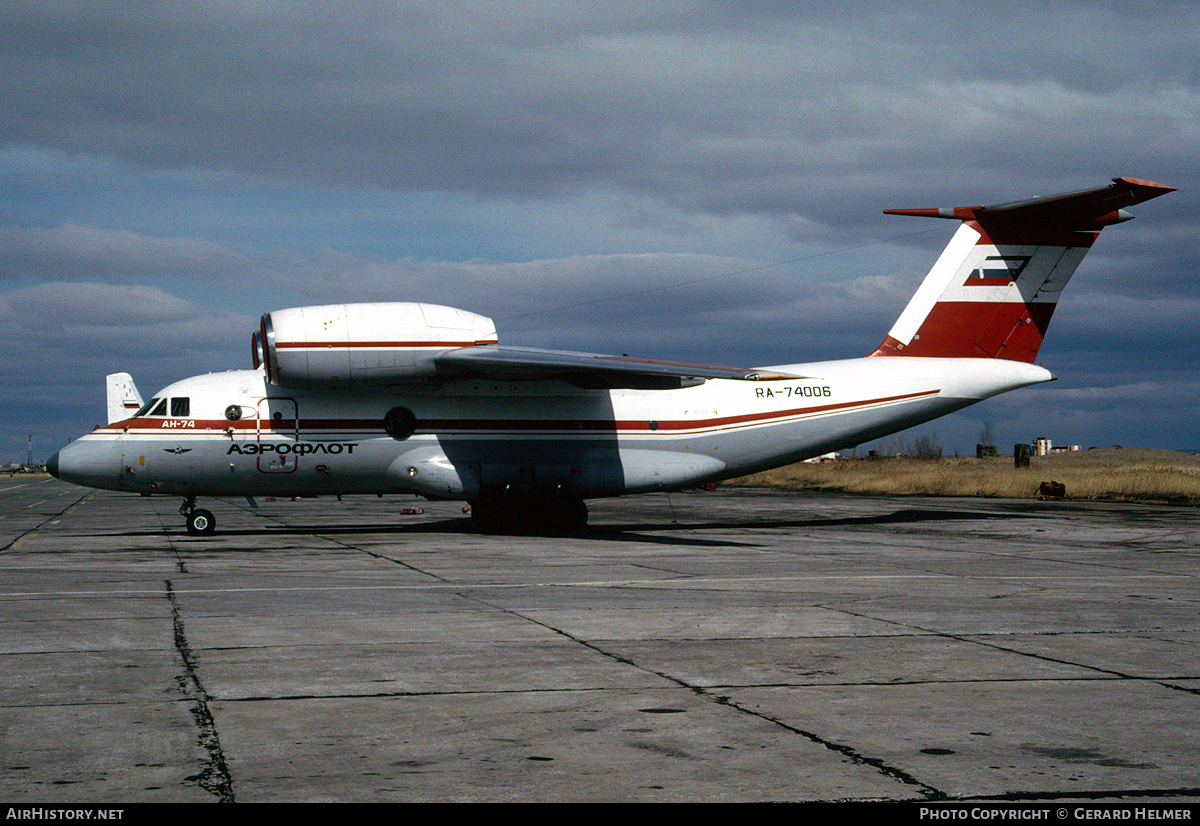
180 497 216 536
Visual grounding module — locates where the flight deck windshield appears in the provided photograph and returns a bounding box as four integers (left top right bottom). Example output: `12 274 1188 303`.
132 397 189 417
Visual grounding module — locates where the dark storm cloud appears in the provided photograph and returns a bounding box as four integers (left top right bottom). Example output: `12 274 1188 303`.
0 280 252 419
4 1 1195 231
0 223 254 280
0 220 896 357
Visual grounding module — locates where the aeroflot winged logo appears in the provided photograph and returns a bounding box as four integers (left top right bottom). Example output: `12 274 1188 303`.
163 447 193 454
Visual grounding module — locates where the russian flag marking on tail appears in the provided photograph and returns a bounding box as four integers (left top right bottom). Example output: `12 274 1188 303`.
871 177 1174 362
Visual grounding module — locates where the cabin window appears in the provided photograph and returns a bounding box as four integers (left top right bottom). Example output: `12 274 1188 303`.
147 398 168 417
171 397 190 417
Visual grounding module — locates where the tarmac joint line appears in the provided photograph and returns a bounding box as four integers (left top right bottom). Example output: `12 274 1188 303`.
456 588 948 802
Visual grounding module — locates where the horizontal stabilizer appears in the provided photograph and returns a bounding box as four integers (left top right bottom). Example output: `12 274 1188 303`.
884 177 1175 235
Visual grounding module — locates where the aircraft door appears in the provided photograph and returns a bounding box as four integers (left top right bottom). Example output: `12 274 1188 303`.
257 398 299 473
116 428 138 489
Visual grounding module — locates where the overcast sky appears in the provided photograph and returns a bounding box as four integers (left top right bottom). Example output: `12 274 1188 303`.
2 0 1196 462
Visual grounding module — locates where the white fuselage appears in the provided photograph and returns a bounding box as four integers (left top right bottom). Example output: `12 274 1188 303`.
54 357 1052 501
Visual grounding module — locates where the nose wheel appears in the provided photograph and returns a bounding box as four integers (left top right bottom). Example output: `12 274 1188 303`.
180 497 216 536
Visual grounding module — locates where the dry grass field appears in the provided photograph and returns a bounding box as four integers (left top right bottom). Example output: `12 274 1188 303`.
727 447 1200 505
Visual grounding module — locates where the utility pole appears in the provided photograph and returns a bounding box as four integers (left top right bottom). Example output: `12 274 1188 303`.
27 434 33 466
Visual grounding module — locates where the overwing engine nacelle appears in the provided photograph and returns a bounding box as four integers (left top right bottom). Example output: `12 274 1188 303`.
254 302 498 389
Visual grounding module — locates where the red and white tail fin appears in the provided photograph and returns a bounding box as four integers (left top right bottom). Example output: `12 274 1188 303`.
871 177 1174 362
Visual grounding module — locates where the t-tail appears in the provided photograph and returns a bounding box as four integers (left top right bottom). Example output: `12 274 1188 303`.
871 177 1174 362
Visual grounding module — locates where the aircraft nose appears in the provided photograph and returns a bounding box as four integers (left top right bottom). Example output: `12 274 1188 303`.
49 439 120 491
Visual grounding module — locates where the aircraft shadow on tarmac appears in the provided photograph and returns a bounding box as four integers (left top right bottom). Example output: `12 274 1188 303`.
118 505 1033 549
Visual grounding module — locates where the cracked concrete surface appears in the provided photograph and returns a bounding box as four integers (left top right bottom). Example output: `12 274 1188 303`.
2 478 1199 802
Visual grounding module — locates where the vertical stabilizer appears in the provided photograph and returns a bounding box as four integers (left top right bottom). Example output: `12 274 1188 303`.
871 177 1174 362
106 373 143 424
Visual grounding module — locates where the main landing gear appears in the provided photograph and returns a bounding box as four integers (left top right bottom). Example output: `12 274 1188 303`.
180 497 216 536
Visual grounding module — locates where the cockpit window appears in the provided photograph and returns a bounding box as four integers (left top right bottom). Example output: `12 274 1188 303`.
134 398 164 417
133 397 190 417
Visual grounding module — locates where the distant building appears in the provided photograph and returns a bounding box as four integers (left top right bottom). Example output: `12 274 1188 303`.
2 463 44 474
1031 438 1080 457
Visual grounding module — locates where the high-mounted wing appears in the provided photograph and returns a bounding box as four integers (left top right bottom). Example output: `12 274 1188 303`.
256 302 801 390
436 345 802 390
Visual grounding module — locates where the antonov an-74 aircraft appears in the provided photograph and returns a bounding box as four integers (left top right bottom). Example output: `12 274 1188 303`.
49 177 1173 534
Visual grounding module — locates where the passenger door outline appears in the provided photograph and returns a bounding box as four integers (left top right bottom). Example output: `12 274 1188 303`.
256 397 299 474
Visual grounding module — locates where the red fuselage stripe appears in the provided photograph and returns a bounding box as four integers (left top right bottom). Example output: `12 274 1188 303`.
100 389 939 436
